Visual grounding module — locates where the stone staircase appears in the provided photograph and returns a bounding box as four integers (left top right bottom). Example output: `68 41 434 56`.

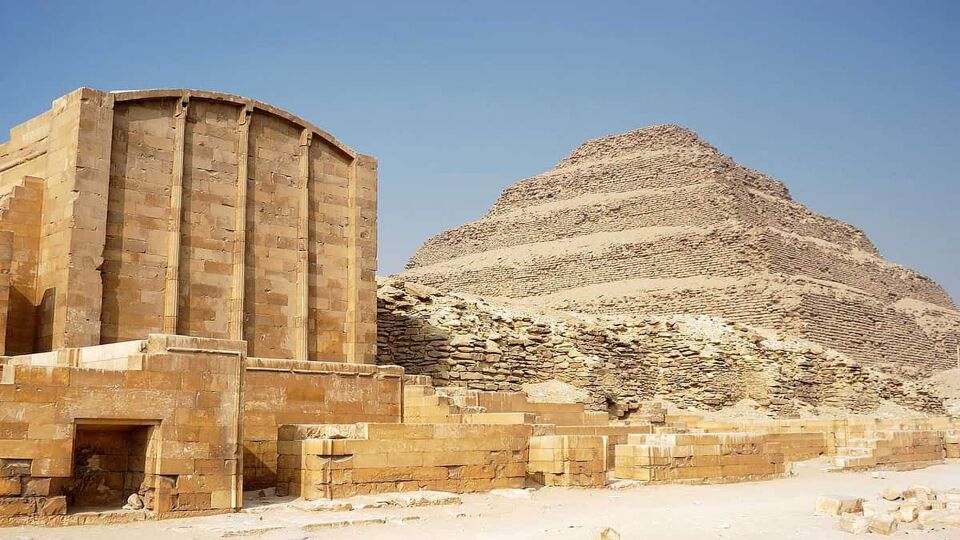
402 376 487 423
401 375 608 426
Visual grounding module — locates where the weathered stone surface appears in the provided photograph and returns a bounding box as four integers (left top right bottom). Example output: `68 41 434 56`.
0 478 20 497
815 495 864 516
918 509 960 528
398 125 960 373
896 503 920 523
378 278 943 416
868 512 898 535
0 87 377 363
838 514 871 534
37 496 67 516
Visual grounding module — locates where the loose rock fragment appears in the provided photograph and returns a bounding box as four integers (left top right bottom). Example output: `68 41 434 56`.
816 495 864 516
868 513 898 535
838 514 871 534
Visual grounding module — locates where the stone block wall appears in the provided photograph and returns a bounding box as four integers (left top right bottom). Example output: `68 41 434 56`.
475 392 607 426
0 177 43 355
946 431 960 458
528 435 607 487
242 360 402 490
833 430 946 471
697 419 833 459
0 88 377 363
614 432 786 484
553 425 655 468
275 423 531 499
0 334 244 522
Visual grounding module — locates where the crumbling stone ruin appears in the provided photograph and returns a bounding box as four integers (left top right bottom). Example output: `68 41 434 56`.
377 278 942 417
398 125 960 374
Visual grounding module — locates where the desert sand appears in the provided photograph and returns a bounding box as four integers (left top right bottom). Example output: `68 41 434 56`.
7 458 960 540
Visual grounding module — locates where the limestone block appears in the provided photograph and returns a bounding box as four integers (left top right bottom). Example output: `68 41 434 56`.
815 495 864 516
868 513 898 535
838 514 871 534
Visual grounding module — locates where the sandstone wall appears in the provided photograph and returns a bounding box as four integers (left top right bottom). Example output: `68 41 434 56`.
377 279 943 417
0 178 43 355
276 422 531 499
0 88 377 363
242 360 402 490
0 335 244 520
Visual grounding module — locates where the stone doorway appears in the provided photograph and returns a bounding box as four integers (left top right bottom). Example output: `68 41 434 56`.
70 421 157 510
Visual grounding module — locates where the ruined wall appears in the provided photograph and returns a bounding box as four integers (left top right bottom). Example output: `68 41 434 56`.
242 360 402 490
0 88 377 363
399 125 960 372
545 278 960 373
0 335 244 520
377 279 943 417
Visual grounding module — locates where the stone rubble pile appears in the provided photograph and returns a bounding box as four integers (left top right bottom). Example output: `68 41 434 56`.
377 279 943 418
817 486 960 535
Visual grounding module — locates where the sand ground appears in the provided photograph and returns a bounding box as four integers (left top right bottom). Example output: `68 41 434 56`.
7 459 960 540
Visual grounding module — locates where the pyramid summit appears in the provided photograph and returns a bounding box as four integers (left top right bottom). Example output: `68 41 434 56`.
398 125 960 373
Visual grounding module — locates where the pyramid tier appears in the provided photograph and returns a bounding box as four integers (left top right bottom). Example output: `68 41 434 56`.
408 180 877 269
399 124 960 372
402 224 953 309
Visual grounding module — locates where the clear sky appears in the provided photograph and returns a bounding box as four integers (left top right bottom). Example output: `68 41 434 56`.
2 1 958 301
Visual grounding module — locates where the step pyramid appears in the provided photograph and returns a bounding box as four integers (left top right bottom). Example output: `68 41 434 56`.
397 125 960 372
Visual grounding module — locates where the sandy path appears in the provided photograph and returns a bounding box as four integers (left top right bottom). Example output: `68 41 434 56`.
8 459 960 540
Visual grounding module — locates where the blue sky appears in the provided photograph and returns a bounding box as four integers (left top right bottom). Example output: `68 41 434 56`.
2 1 958 301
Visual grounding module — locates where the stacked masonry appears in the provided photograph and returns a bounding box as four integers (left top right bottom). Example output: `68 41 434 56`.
614 433 786 484
0 87 377 362
528 435 607 487
0 87 388 521
833 430 946 471
946 432 960 458
377 279 943 417
695 419 842 459
0 335 243 521
275 423 531 499
398 125 960 373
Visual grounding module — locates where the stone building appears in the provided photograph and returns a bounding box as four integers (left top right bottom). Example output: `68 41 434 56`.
399 125 960 373
0 87 377 362
0 88 393 520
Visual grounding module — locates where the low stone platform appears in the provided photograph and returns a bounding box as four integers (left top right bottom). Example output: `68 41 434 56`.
614 432 786 484
832 430 946 471
527 435 607 487
275 423 531 499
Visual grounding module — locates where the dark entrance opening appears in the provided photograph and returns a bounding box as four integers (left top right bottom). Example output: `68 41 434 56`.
70 422 156 511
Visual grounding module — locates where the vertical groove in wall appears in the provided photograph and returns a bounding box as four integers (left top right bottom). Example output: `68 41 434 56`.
346 158 361 362
296 129 312 361
163 95 189 334
232 104 252 343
